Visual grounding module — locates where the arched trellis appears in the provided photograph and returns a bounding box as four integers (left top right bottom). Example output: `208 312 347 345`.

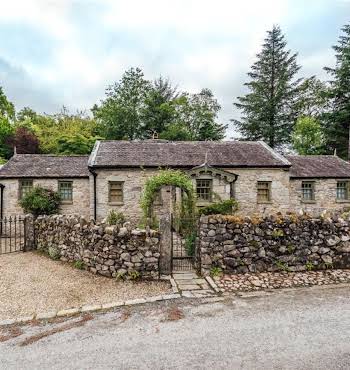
140 169 196 222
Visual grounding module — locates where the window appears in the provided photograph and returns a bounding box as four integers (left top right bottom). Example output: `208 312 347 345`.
301 181 315 201
59 181 73 202
196 179 212 202
257 181 271 202
337 181 349 200
19 180 33 199
109 181 124 203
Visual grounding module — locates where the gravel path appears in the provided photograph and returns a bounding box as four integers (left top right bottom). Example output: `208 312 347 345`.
0 252 170 320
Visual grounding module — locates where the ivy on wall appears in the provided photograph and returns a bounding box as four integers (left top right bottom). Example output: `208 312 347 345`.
140 169 196 221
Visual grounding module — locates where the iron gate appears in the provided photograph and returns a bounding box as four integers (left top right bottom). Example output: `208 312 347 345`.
0 216 27 254
171 214 198 272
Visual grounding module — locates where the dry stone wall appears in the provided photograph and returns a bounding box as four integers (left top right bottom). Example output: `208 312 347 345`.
35 215 160 279
199 214 350 275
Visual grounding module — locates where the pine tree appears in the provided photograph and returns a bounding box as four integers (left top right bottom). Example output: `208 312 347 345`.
323 23 350 159
233 26 301 149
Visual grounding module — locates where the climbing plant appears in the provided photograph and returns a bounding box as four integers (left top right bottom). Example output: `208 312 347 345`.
140 169 196 221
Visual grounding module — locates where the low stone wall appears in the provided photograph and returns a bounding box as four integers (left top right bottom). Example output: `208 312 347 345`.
199 214 350 275
35 215 160 279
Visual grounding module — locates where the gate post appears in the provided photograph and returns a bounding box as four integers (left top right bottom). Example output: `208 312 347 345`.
159 214 172 275
23 214 35 251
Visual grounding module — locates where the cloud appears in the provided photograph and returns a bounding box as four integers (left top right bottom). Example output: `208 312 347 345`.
0 0 347 137
0 57 57 113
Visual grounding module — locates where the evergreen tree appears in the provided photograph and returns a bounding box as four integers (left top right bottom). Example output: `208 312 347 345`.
233 25 301 149
323 23 350 159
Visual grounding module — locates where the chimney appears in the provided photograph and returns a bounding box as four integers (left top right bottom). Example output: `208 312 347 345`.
13 146 17 156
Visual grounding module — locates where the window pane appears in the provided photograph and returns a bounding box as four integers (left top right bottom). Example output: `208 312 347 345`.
337 182 348 200
257 182 271 202
196 179 212 201
109 181 124 203
302 182 314 200
59 181 73 201
20 180 33 199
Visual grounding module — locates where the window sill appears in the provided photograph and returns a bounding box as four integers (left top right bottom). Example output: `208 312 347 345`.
196 201 213 207
301 200 316 204
108 202 124 206
257 201 273 204
336 199 350 203
61 201 73 205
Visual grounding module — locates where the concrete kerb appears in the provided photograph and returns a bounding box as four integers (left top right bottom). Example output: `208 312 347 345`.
0 293 183 327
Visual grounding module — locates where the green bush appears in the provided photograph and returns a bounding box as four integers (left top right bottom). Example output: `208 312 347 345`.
73 260 85 270
184 232 197 256
48 246 60 260
106 210 126 225
198 199 238 216
19 186 60 217
210 266 223 277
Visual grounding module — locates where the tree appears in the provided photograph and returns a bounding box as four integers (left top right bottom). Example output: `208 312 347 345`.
93 67 151 140
296 76 328 118
0 87 15 120
233 25 301 149
0 87 15 159
292 116 324 155
0 117 14 159
141 77 178 138
174 89 226 141
6 126 41 154
322 23 350 159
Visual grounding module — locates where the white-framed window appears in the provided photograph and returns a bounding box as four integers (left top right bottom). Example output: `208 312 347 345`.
109 181 124 203
257 181 271 202
59 181 73 202
19 179 33 199
337 181 349 200
196 179 212 202
301 181 315 201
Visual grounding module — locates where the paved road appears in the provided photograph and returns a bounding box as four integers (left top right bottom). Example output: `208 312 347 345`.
1 284 350 370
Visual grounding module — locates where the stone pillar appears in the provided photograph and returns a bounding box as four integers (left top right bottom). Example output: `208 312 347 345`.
23 214 35 251
159 214 172 275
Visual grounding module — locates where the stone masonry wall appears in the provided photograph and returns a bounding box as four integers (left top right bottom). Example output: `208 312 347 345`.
1 178 90 218
35 215 160 279
199 214 350 275
290 179 350 215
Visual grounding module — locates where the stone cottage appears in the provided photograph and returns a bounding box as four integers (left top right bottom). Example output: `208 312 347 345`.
0 140 350 220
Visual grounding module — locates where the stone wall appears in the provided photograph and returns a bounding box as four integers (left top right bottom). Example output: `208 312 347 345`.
199 214 350 275
34 215 160 279
1 178 90 218
290 179 350 215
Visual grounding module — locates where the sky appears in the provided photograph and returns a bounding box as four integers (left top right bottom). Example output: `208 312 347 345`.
0 0 349 138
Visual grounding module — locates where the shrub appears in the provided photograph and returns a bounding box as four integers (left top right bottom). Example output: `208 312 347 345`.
198 199 238 216
73 260 85 270
210 266 223 277
184 232 197 256
19 186 60 217
128 270 140 280
106 210 126 225
48 246 60 260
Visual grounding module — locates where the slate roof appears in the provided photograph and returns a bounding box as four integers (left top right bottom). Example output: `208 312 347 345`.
0 155 90 178
286 155 350 178
89 140 291 168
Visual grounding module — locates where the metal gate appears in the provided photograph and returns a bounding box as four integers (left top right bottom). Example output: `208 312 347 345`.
0 216 27 254
171 215 198 272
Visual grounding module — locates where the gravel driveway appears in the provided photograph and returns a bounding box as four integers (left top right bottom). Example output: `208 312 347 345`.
0 252 170 320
